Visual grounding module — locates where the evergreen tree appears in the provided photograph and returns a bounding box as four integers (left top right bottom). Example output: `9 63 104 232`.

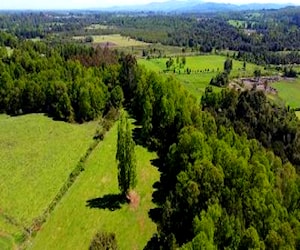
224 58 233 74
116 112 137 196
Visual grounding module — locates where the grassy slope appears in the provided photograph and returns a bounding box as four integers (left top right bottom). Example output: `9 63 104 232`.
271 78 300 109
31 122 159 250
0 114 97 237
139 55 266 98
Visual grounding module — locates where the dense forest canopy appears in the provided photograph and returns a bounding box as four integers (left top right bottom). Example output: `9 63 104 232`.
121 63 300 249
0 32 126 122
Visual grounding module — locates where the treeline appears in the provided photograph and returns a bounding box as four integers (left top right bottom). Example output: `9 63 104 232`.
2 9 300 61
236 50 300 66
0 36 127 122
115 59 300 248
109 10 300 54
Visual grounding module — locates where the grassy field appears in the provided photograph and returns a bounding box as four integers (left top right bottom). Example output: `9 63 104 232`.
30 122 159 250
0 233 14 250
139 55 268 98
73 34 149 47
228 20 247 28
0 114 98 247
85 24 114 30
271 78 300 109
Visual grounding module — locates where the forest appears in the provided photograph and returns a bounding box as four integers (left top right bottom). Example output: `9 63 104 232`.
0 6 300 250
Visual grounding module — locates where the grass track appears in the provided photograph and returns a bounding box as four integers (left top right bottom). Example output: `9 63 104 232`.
31 122 159 250
0 114 98 242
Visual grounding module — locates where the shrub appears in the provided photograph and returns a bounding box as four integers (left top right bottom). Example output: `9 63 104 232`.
89 232 118 250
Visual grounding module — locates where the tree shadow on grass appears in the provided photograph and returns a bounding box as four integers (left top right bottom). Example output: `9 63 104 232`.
132 127 157 152
86 194 127 211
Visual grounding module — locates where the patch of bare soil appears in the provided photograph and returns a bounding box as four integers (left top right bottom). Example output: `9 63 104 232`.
127 190 140 210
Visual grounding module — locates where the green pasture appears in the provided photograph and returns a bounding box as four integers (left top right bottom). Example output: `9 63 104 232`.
228 20 247 28
271 78 300 109
139 55 267 98
0 233 14 250
73 34 149 47
31 122 159 250
85 24 113 30
0 114 97 245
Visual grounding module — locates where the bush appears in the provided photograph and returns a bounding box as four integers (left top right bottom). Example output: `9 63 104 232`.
89 232 118 250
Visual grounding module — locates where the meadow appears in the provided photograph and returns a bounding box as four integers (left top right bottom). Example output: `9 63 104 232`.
73 34 149 47
0 114 98 248
271 78 300 109
228 19 247 28
139 55 268 98
31 121 159 250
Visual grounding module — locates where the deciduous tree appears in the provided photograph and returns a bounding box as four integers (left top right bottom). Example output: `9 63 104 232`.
116 112 137 196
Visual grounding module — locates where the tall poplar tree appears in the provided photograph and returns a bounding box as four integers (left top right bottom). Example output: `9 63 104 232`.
116 112 137 196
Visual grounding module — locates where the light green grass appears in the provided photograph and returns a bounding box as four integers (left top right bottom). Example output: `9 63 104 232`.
0 114 98 242
29 37 41 42
5 47 13 56
0 234 14 250
139 55 267 98
31 122 159 250
73 34 149 47
228 20 247 28
85 24 113 30
296 111 300 119
271 78 300 108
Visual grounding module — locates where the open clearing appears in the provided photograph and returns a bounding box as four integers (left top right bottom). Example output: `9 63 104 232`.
73 34 149 47
139 55 268 98
271 78 300 109
31 122 159 250
0 114 98 247
85 24 114 30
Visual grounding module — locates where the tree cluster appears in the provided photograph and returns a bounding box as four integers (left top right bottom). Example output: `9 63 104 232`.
117 64 300 249
201 87 300 171
0 35 125 122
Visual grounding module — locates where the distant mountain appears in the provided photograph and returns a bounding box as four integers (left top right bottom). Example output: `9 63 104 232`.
102 1 295 13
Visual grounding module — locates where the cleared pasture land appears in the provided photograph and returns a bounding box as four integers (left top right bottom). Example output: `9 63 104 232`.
73 34 149 47
0 114 98 247
271 78 300 109
139 55 267 97
31 122 159 250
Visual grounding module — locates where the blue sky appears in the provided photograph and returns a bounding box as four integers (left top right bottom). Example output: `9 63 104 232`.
0 0 298 10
